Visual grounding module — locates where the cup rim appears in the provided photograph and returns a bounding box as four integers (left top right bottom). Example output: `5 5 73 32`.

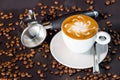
61 14 99 40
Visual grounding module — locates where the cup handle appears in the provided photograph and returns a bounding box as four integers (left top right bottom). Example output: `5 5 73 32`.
95 31 111 45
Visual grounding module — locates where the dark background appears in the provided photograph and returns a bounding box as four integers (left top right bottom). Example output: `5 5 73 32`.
0 0 120 80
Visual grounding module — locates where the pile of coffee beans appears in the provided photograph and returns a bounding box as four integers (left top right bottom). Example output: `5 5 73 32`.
0 0 120 80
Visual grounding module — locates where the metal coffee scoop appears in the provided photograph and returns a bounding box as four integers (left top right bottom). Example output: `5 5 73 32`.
21 10 99 48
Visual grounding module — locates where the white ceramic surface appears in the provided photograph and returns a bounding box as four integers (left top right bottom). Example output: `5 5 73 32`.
50 31 108 69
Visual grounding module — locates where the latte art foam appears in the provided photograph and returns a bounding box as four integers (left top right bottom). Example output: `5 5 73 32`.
62 14 98 40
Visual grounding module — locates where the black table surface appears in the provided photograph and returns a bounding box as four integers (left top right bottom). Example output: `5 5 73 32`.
0 0 120 80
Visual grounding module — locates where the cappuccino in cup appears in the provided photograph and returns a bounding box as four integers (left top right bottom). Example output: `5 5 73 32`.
61 14 111 53
62 14 98 40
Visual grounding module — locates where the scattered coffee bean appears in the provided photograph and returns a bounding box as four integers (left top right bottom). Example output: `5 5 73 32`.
54 1 59 5
105 65 111 70
118 56 120 61
42 64 47 68
39 73 44 78
107 72 112 77
111 49 117 54
20 72 26 78
37 70 42 74
111 0 116 4
54 71 59 75
105 0 111 5
0 23 4 27
85 0 94 5
88 6 94 10
112 74 117 78
36 61 41 66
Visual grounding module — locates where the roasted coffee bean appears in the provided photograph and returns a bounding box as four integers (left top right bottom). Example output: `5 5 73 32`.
106 20 111 24
72 5 76 10
21 72 26 78
112 50 117 54
105 65 110 70
0 23 4 27
108 14 112 17
36 61 41 66
65 7 70 12
104 15 108 19
76 76 82 79
111 0 116 4
90 0 94 5
76 69 82 72
27 73 33 78
1 72 6 76
54 71 59 75
118 56 120 61
93 76 98 80
23 61 27 65
42 64 47 68
107 72 112 77
116 76 120 79
59 71 63 76
88 6 94 10
105 0 111 5
39 73 44 78
82 76 87 80
112 74 117 78
86 0 91 4
37 70 42 74
15 66 19 70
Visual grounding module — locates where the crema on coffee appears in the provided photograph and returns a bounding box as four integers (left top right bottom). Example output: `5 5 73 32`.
62 14 98 40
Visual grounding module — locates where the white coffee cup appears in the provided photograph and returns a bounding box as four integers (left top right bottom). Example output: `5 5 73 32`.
61 15 111 54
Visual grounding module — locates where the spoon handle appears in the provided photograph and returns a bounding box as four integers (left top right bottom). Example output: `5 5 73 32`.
93 43 100 75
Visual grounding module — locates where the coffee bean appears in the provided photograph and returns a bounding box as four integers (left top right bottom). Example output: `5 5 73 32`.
118 56 120 61
76 69 82 72
25 65 30 69
15 66 19 70
1 72 6 76
105 0 111 5
37 70 42 74
88 6 94 10
90 0 94 5
116 76 120 79
105 65 110 70
112 74 117 78
106 20 111 24
72 5 76 10
76 76 82 79
93 76 98 80
27 73 33 78
13 73 17 77
0 23 4 27
42 64 47 68
107 72 112 77
59 71 63 76
52 64 55 69
111 0 116 4
85 0 91 4
112 50 117 54
65 7 70 12
39 73 44 78
36 61 41 66
104 15 108 19
21 72 26 78
82 76 87 80
108 14 112 17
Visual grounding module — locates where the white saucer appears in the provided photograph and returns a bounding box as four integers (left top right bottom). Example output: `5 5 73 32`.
50 31 108 69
